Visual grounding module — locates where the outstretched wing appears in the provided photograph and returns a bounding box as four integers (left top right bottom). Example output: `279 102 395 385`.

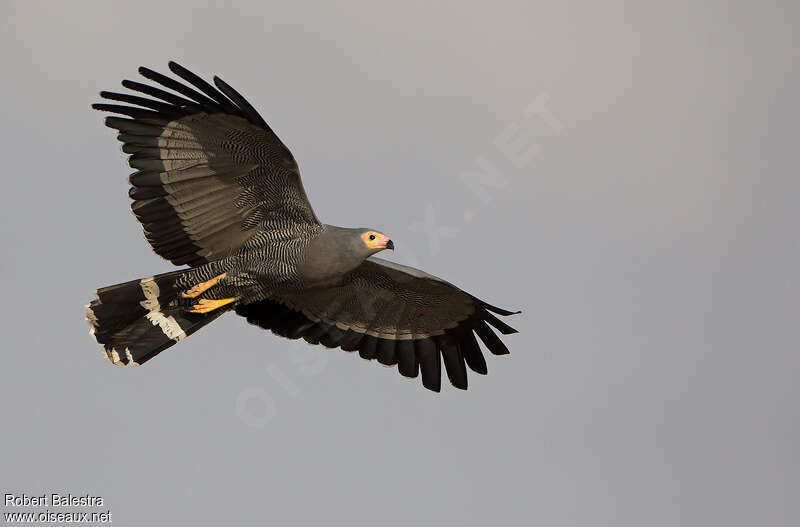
235 257 520 392
93 61 320 267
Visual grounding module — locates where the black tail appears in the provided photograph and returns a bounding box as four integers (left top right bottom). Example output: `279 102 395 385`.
85 270 224 366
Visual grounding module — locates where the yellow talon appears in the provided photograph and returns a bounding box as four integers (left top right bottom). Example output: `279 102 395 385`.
181 273 228 298
188 297 237 314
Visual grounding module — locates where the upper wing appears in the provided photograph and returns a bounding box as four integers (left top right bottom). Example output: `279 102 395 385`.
93 61 320 267
235 257 520 392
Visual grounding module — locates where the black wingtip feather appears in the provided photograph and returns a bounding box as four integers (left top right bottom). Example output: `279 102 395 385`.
121 79 203 111
319 326 346 348
396 340 419 378
482 310 519 335
99 91 183 116
437 336 468 390
376 339 397 366
477 299 521 316
92 103 168 122
339 330 364 352
416 339 441 392
213 75 270 129
458 328 488 375
137 66 220 112
358 335 378 360
168 61 242 116
474 321 510 355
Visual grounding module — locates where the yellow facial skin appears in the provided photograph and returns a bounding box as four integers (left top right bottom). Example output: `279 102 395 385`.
361 231 393 250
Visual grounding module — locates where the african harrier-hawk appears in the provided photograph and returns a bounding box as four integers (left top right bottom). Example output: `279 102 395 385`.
85 62 519 392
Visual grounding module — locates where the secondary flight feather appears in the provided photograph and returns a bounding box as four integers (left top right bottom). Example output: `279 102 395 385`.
85 61 520 391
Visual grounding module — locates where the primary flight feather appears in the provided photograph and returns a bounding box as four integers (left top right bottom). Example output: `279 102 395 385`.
85 61 519 392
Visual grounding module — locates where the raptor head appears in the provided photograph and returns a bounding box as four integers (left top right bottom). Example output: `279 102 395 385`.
359 230 394 254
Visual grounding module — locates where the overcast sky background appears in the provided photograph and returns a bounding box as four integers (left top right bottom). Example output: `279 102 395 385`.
1 1 798 525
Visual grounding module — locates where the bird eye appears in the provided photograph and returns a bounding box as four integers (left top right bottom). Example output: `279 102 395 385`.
369 234 376 241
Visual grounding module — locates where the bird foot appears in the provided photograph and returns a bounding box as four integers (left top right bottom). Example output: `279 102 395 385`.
181 273 228 298
188 297 237 314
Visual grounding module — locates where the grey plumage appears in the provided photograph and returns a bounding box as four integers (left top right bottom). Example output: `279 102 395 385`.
85 61 520 391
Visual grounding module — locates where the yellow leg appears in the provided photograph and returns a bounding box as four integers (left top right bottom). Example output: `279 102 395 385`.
181 272 228 298
188 297 238 314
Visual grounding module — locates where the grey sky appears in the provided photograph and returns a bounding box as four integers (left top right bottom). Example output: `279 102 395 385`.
2 1 798 526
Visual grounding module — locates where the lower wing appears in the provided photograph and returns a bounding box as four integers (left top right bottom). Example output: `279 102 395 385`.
235 257 520 391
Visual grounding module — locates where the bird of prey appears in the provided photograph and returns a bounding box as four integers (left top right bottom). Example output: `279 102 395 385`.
85 61 519 392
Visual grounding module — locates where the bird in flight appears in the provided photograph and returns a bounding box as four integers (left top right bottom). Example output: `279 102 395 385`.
85 62 519 391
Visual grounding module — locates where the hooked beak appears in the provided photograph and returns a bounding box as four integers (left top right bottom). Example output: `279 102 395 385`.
385 239 394 250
